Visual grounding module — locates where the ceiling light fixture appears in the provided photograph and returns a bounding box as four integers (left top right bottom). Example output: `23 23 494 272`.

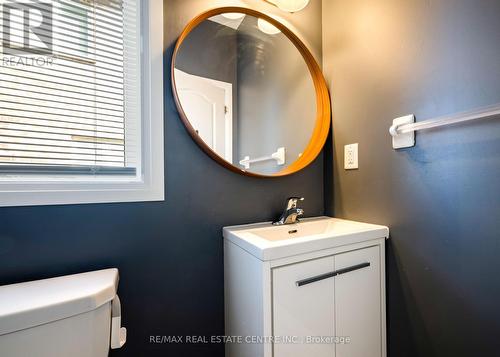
265 0 310 13
257 18 281 35
221 12 246 20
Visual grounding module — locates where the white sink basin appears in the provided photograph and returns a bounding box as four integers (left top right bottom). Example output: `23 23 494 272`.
223 216 389 261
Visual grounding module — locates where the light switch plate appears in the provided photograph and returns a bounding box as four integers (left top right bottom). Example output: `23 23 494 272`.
344 143 358 170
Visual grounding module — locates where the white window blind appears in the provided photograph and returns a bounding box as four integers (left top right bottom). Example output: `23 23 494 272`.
0 0 141 175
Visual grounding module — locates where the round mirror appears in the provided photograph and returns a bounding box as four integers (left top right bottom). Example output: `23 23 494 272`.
171 7 330 177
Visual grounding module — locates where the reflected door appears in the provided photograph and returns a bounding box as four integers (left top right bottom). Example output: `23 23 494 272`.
174 69 232 161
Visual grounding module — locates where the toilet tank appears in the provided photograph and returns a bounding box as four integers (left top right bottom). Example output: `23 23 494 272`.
0 269 126 357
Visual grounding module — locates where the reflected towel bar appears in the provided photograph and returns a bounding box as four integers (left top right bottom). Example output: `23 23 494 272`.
389 103 500 149
239 147 286 170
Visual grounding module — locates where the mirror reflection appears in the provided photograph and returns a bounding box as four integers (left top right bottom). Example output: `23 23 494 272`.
173 12 317 175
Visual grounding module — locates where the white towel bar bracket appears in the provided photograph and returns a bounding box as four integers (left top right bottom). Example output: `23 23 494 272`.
390 114 415 149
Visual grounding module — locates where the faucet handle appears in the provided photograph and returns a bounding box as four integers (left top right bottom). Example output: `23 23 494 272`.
286 197 304 209
273 198 305 225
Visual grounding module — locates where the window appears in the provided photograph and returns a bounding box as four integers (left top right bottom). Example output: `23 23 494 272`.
0 0 164 206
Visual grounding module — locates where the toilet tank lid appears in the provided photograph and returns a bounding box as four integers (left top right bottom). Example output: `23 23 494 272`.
0 268 119 336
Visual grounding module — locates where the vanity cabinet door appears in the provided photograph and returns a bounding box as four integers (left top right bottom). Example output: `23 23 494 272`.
334 246 381 357
272 256 336 357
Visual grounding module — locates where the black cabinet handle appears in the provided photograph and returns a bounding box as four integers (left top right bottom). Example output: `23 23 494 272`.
335 262 371 276
295 262 371 287
295 271 337 287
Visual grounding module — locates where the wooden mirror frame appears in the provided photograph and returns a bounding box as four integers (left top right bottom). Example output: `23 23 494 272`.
171 7 331 178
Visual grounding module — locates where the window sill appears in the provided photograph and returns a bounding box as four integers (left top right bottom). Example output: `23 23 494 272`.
0 178 164 207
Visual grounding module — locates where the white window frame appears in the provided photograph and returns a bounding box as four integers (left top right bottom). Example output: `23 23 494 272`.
0 0 164 207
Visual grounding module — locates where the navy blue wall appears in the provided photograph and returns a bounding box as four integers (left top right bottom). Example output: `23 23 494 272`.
0 1 325 356
322 0 500 356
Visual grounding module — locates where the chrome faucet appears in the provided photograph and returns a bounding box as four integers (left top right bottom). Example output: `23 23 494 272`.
273 197 304 225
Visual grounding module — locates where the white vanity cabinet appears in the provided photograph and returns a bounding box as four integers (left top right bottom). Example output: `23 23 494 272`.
223 217 388 357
